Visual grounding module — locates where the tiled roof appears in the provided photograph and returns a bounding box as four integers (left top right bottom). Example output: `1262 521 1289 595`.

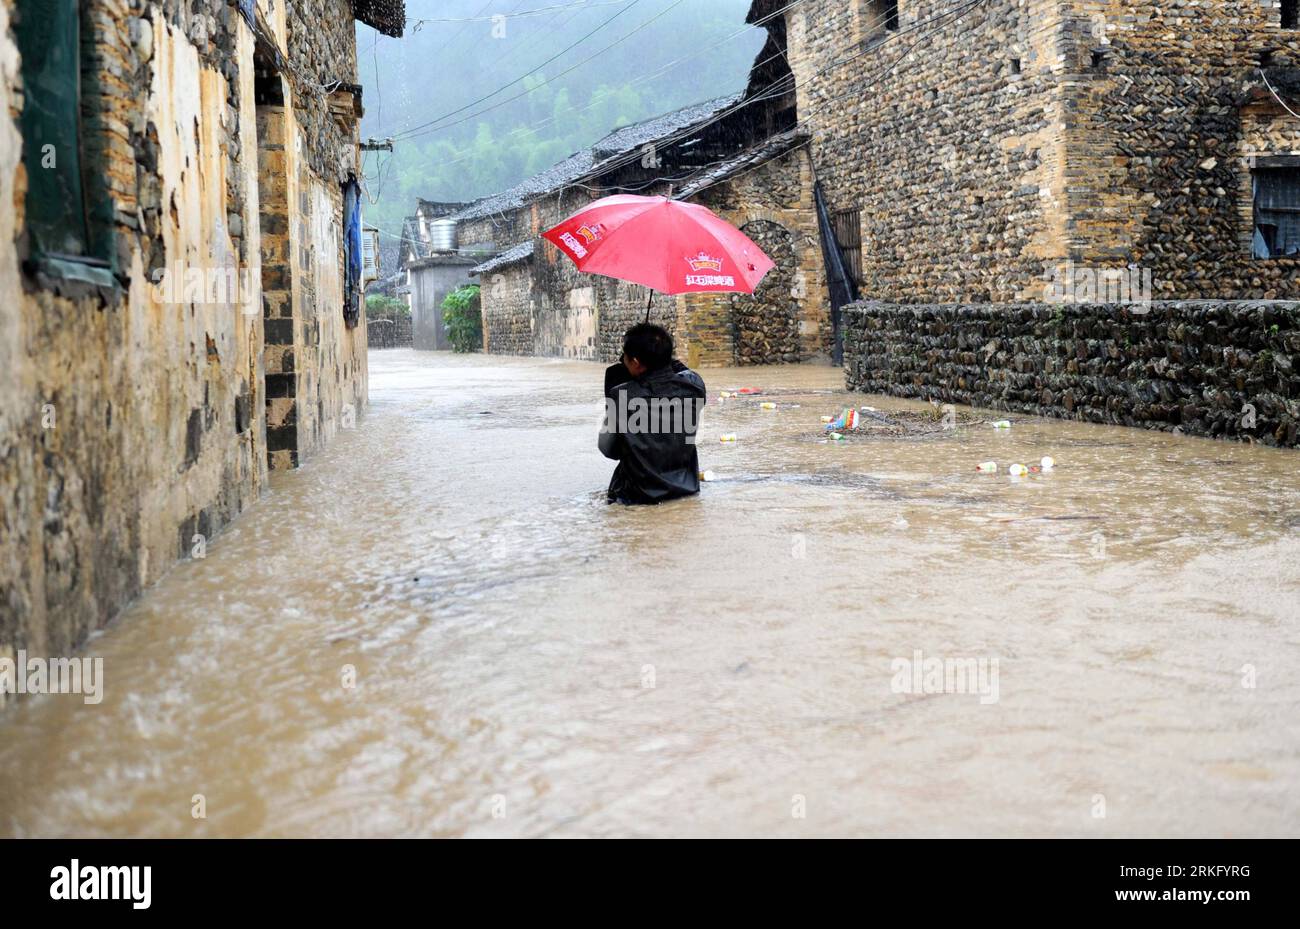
449 93 742 222
353 0 405 38
471 240 535 276
452 150 599 221
674 128 809 199
399 215 429 260
589 93 740 159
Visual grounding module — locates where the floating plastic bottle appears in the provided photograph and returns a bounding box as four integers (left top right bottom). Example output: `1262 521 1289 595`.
828 432 846 441
699 470 717 482
1040 456 1055 472
975 461 998 473
820 415 834 423
1008 463 1029 477
991 420 1012 430
760 402 776 410
719 433 737 443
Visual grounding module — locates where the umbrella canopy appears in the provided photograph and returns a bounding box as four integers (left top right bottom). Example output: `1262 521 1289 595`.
541 194 775 295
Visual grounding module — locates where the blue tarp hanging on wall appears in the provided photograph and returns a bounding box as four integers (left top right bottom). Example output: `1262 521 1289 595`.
343 179 362 327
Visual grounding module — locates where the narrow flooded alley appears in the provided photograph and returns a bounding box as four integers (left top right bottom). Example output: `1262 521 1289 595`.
2 349 1298 837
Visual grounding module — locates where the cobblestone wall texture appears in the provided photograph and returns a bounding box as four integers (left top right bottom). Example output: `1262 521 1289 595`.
0 0 371 685
779 0 1300 302
844 300 1300 446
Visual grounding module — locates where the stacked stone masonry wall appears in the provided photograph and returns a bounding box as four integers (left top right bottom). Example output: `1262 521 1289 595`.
844 300 1300 446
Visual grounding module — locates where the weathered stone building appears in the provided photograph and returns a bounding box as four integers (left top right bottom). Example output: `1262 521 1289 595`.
0 0 403 686
393 201 482 350
443 90 829 368
733 0 1300 443
753 0 1300 302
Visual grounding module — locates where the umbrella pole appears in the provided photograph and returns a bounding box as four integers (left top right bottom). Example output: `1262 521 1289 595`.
644 289 654 323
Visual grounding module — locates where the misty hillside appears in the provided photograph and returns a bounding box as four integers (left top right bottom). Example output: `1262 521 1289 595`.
354 0 763 250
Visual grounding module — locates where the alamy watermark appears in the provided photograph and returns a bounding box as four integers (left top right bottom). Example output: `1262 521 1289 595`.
1044 260 1153 312
0 650 104 705
50 859 150 909
890 649 1000 705
600 393 703 444
151 261 257 315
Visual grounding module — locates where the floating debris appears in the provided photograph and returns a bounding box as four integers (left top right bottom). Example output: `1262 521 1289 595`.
812 407 984 440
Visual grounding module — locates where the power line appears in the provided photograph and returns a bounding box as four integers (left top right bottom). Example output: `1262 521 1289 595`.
419 38 794 178
393 0 646 141
673 0 993 201
417 0 497 50
542 0 940 193
1260 68 1300 120
396 0 790 144
410 0 629 25
590 0 991 189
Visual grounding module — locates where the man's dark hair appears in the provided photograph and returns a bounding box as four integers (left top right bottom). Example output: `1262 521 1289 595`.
623 323 673 371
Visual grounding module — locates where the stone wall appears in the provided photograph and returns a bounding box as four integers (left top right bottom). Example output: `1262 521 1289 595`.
1066 0 1300 300
843 300 1300 446
773 0 1300 303
685 146 825 365
481 262 535 355
0 0 374 688
1 2 268 666
367 314 412 349
781 0 1071 303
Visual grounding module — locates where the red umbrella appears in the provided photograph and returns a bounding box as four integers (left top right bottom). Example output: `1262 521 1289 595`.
542 195 775 304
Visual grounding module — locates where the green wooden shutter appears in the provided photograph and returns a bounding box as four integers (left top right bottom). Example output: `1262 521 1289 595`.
16 0 90 260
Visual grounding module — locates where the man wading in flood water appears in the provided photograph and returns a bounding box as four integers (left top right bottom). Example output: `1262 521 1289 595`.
599 323 706 505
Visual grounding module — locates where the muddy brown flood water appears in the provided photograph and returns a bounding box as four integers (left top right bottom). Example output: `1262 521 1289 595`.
2 348 1298 837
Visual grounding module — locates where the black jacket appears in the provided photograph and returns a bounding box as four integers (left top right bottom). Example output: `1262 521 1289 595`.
599 361 707 504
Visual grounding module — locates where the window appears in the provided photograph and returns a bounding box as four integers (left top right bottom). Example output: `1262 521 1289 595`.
831 208 863 286
1252 162 1300 258
881 1 900 32
861 1 900 42
361 225 380 284
16 1 86 257
15 0 115 285
1284 0 1298 30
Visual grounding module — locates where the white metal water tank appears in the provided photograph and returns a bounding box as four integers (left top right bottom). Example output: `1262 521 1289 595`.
429 218 458 253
